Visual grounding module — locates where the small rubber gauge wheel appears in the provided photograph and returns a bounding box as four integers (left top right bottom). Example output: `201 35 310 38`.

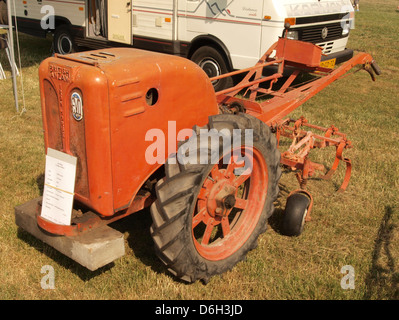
282 193 310 236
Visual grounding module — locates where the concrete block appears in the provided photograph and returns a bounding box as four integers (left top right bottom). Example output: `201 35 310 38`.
14 198 126 271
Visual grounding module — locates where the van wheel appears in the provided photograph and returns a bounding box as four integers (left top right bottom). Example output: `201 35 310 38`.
53 25 76 55
150 114 281 283
191 46 234 92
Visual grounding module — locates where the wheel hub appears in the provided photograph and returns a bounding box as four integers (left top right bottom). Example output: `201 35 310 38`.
223 194 236 210
59 36 72 54
206 179 237 218
199 58 221 85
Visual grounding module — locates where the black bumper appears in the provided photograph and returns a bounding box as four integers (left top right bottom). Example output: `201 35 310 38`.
321 48 354 64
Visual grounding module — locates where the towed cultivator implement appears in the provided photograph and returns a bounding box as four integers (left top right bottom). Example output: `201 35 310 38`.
15 28 380 283
213 33 380 236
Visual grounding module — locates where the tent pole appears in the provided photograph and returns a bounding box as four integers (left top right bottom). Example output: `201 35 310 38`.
7 0 19 113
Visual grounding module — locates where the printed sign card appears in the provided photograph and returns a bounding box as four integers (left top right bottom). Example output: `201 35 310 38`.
41 148 77 226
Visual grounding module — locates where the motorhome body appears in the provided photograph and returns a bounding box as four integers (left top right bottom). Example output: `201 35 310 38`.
14 0 354 89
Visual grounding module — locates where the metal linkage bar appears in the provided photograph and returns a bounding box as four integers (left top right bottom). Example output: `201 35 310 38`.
215 38 379 127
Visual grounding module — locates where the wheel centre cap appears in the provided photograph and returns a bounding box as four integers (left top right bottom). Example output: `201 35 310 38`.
207 180 236 217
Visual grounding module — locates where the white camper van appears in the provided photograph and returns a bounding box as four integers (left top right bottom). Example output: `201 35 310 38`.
13 0 355 90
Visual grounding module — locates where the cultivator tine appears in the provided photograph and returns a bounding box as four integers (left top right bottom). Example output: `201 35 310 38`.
321 139 353 192
321 155 340 180
277 118 353 192
340 157 352 192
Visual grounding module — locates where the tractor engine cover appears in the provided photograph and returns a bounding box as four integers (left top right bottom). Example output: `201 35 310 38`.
38 48 218 216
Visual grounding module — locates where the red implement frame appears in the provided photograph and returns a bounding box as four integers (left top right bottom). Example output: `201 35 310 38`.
213 36 379 220
214 37 378 126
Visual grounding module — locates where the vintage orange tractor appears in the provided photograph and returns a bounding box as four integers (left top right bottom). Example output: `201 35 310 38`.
16 29 380 283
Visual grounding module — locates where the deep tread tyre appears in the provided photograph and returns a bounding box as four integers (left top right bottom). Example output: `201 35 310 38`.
191 46 234 92
282 193 310 237
150 114 281 283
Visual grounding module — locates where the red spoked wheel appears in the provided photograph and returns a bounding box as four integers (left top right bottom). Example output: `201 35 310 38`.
193 147 268 261
150 114 281 283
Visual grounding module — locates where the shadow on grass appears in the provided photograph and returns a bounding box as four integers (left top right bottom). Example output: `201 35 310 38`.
111 210 210 285
268 182 291 235
16 202 174 282
364 205 398 299
36 173 44 196
109 208 173 279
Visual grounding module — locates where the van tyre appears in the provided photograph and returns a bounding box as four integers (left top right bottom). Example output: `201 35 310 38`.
53 25 76 55
150 114 281 283
191 46 234 92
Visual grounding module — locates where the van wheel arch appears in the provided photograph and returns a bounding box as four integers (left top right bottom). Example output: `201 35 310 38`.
188 36 234 91
188 35 233 72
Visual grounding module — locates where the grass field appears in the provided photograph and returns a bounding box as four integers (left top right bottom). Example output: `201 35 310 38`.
0 0 398 300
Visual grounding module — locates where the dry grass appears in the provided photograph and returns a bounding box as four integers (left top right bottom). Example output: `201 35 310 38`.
0 0 398 300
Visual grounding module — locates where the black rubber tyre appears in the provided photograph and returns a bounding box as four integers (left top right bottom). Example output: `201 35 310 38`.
191 46 234 92
282 193 310 237
150 114 281 283
53 25 76 55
